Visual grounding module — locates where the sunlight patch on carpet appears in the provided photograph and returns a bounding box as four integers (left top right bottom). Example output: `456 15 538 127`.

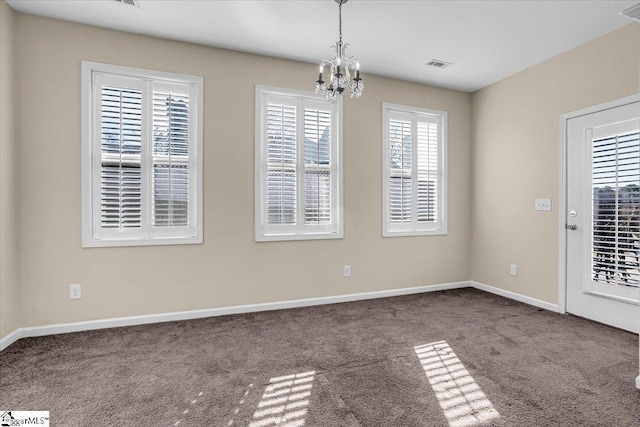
174 391 204 426
415 341 499 427
227 382 255 426
248 370 316 427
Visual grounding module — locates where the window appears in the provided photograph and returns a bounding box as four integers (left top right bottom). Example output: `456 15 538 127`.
255 86 343 241
81 62 203 247
382 103 447 236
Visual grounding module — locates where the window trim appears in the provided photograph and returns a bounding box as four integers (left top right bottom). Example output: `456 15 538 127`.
382 102 448 237
254 85 344 242
81 61 203 247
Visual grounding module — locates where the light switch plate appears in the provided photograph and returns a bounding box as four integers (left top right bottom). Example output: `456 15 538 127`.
535 198 552 211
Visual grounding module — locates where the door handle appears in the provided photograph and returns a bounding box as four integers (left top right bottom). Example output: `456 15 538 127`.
566 224 577 230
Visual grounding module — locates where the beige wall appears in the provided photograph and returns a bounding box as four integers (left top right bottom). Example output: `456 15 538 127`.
471 23 640 304
0 0 19 338
4 6 636 338
11 13 472 328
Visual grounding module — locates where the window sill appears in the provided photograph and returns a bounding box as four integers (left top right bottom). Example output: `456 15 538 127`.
82 236 203 248
382 229 448 238
255 231 344 243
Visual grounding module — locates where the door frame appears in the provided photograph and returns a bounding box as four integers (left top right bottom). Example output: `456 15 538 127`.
558 93 640 315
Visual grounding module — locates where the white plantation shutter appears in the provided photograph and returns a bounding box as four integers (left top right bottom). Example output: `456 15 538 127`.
383 104 447 236
152 83 193 234
94 74 147 241
304 106 332 225
83 62 202 247
100 85 143 230
388 118 413 224
266 100 297 226
417 119 439 223
256 87 342 241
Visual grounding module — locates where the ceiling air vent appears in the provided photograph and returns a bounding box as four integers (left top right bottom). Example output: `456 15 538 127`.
112 0 139 8
621 3 640 21
425 59 453 69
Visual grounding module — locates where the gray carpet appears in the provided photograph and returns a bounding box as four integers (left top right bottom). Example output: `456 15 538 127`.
1 288 638 426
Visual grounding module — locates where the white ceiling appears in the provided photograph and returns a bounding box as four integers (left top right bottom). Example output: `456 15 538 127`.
6 0 638 92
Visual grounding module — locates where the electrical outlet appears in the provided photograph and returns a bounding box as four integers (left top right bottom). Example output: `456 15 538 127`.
69 284 82 299
509 264 518 276
343 265 351 278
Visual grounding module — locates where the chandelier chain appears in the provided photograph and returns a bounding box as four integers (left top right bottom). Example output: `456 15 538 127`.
338 1 342 45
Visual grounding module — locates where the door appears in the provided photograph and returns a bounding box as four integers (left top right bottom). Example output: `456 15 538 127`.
566 99 640 333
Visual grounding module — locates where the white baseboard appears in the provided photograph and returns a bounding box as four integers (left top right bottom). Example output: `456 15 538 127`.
0 281 471 351
4 281 633 386
470 281 560 312
0 329 22 353
636 375 640 390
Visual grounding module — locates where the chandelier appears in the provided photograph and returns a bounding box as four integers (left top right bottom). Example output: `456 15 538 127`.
315 0 364 100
